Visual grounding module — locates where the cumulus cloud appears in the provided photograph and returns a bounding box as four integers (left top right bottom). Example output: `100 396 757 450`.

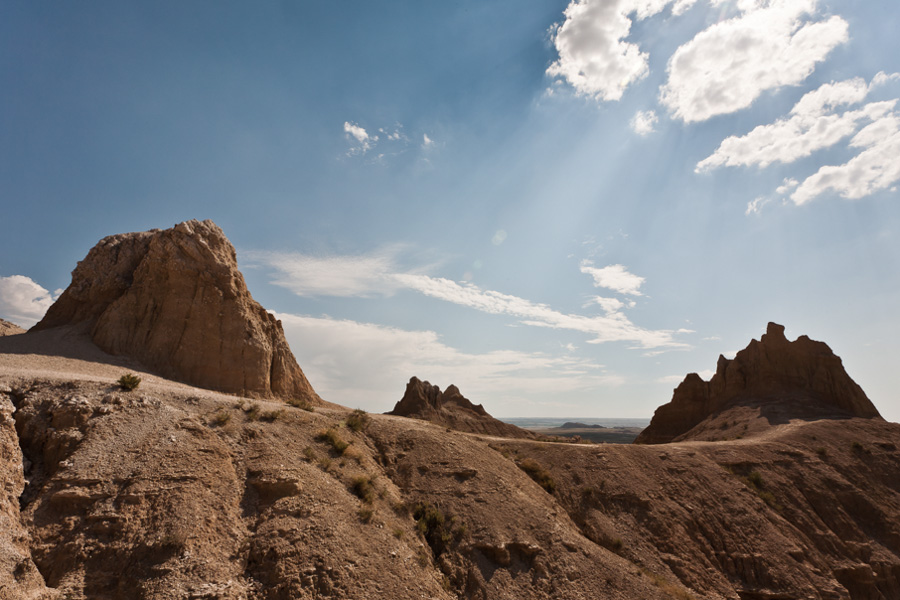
343 121 377 155
697 78 895 170
547 0 698 102
251 250 684 349
630 110 659 136
0 275 59 328
791 113 900 204
276 312 623 412
693 71 900 205
660 0 849 123
422 133 435 149
579 261 645 296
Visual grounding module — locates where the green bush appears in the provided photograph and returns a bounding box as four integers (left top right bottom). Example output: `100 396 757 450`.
345 408 370 432
118 373 142 391
286 397 315 411
316 428 349 454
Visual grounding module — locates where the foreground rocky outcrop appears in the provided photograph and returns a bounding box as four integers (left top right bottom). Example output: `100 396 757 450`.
31 220 318 403
1 366 898 600
388 377 535 439
636 322 881 444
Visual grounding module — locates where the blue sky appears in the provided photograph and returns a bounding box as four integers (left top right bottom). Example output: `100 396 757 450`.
2 1 899 420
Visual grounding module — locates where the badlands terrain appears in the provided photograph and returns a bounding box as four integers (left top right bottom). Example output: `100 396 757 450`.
1 220 898 599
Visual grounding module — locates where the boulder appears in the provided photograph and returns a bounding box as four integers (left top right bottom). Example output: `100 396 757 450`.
635 323 880 444
32 220 319 402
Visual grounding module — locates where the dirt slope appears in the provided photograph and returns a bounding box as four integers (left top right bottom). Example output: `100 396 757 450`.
1 331 898 599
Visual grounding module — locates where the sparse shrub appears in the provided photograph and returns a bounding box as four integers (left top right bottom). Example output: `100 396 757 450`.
413 502 466 557
317 428 350 454
345 408 370 432
243 402 261 421
286 397 315 411
118 373 142 391
358 507 374 523
746 470 764 489
608 537 624 552
350 476 375 504
851 441 869 453
302 446 317 462
816 447 828 457
261 409 284 422
517 458 556 494
392 528 405 539
211 410 231 427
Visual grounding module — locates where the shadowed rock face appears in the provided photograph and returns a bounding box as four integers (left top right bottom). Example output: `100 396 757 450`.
388 376 535 439
636 322 880 444
32 220 319 402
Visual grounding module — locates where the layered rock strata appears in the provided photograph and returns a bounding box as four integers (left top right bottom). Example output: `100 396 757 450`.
636 322 880 444
32 220 318 402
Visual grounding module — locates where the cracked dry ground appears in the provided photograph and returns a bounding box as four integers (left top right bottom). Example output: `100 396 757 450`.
1 373 899 599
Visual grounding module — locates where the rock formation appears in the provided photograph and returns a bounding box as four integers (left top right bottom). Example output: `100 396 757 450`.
0 318 25 336
31 220 319 402
388 377 535 439
636 322 880 444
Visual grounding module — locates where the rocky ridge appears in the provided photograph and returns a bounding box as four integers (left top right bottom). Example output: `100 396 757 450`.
388 376 536 439
636 322 881 444
0 319 25 336
31 220 318 403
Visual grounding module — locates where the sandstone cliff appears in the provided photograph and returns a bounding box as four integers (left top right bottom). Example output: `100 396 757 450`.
31 220 318 402
636 322 880 444
388 376 536 439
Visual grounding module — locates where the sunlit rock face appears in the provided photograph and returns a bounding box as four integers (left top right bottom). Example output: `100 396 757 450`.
33 219 319 402
635 322 880 444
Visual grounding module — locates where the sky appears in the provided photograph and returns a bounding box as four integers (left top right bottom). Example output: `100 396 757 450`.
1 0 899 421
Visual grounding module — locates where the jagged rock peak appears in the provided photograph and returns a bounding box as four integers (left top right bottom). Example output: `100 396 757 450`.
635 322 880 444
388 377 532 439
32 219 319 402
390 376 488 418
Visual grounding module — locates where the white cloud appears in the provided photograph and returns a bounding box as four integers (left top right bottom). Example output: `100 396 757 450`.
660 0 849 123
0 275 59 328
579 261 645 296
491 230 507 246
745 196 770 216
775 178 799 195
251 250 684 349
697 78 896 170
276 312 623 412
422 133 435 149
244 247 413 297
592 296 625 314
343 121 377 155
547 0 698 102
791 113 900 204
630 110 659 136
